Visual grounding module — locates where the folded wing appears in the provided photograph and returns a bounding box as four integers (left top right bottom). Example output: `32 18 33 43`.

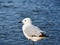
24 25 45 37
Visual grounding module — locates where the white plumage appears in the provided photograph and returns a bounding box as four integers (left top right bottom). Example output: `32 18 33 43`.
19 18 48 45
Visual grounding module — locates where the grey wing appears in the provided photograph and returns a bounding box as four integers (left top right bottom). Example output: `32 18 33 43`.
24 25 44 37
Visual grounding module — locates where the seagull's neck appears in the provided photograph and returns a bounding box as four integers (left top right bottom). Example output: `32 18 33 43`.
24 23 32 26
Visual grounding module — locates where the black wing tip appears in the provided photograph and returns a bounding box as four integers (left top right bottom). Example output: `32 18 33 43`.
39 32 49 37
45 35 49 37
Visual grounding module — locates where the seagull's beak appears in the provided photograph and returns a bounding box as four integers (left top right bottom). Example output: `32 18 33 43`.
18 21 22 23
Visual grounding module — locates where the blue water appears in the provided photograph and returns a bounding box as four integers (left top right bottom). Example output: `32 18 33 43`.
0 0 60 45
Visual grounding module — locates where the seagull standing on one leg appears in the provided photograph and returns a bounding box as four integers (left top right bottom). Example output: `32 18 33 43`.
19 18 48 45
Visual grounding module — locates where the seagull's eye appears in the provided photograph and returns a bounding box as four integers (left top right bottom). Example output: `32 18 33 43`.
25 20 26 22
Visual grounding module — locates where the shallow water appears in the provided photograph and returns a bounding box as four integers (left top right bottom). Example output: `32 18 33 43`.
0 0 60 45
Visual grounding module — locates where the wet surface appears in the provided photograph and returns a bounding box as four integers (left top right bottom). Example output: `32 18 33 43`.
0 0 60 45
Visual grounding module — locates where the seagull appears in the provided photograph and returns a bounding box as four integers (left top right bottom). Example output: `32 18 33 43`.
19 18 48 45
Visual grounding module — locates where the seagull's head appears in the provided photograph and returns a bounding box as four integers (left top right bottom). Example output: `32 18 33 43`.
21 18 32 25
